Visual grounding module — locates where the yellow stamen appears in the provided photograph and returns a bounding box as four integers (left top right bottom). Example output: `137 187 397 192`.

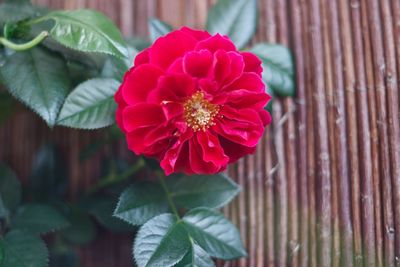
183 91 219 131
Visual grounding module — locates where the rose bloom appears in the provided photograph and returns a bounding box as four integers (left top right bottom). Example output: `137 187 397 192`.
115 27 271 175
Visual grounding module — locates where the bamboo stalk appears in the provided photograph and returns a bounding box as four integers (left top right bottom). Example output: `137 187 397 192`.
360 1 384 266
320 1 340 266
322 0 357 265
246 153 257 267
264 134 275 267
307 0 332 266
255 138 265 267
276 0 300 265
379 1 400 264
349 1 377 266
298 1 317 265
288 0 309 266
365 0 396 266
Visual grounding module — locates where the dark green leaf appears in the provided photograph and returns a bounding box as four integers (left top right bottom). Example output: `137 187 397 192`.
0 163 21 214
101 44 137 81
42 9 127 58
126 37 151 51
176 242 215 267
0 3 45 26
61 207 97 245
56 78 119 129
0 92 15 124
134 214 190 267
0 46 71 126
50 249 79 267
87 198 133 232
0 230 49 267
206 0 257 49
250 43 295 97
182 208 246 260
29 144 67 201
0 238 4 265
168 174 240 209
12 204 69 235
114 182 168 225
148 18 173 42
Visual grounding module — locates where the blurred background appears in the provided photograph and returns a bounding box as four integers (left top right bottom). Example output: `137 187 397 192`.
1 0 400 266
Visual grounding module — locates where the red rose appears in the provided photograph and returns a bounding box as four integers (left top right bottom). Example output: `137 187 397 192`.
115 27 271 175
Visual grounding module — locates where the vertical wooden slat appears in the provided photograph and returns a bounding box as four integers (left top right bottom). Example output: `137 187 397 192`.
307 0 332 266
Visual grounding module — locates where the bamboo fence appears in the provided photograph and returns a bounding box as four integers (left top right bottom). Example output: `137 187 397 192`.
0 0 400 266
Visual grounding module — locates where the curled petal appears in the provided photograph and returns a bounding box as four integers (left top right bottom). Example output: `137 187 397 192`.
134 48 150 66
222 72 265 93
183 50 213 78
147 74 196 103
122 64 164 104
195 34 236 53
150 30 197 69
180 27 211 41
241 51 263 76
122 103 166 132
215 106 265 147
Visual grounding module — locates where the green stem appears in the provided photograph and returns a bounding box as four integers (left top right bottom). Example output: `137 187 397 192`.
157 171 180 220
88 157 145 194
0 31 48 51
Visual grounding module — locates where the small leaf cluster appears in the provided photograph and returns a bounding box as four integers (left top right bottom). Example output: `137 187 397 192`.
0 143 136 267
0 0 131 128
114 174 245 267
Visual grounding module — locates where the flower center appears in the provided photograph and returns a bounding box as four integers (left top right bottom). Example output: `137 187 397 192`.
183 91 219 132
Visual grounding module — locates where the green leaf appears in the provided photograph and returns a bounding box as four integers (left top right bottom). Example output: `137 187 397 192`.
42 9 127 58
114 182 168 225
148 18 173 42
101 43 137 81
60 207 97 245
176 243 215 267
0 46 71 126
0 163 21 214
126 37 151 51
56 78 119 129
206 0 257 49
29 144 67 201
0 92 15 124
182 208 246 260
134 214 190 267
87 198 133 232
12 204 69 235
168 174 240 209
250 43 295 97
49 249 79 267
0 230 49 267
0 239 4 265
0 3 45 26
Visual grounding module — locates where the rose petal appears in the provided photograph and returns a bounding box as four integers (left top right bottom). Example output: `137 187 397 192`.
241 51 263 76
222 72 265 93
150 30 197 69
134 48 150 66
161 131 192 175
122 64 164 105
195 34 236 53
214 106 265 147
219 136 256 163
196 131 229 166
180 27 211 41
183 50 213 78
122 103 166 132
147 74 196 103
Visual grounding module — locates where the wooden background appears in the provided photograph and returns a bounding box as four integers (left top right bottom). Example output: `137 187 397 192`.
1 0 400 266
